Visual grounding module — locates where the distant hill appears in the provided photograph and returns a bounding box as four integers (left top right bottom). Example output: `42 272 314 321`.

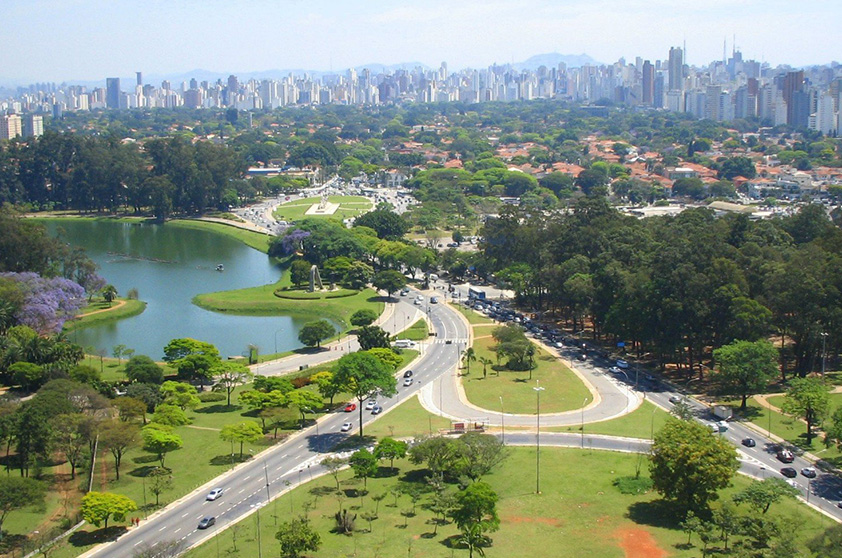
513 52 600 70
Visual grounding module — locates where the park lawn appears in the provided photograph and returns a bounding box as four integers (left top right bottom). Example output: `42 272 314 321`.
761 393 842 464
183 447 824 558
541 399 673 438
364 394 452 439
395 319 429 341
461 336 592 414
63 298 146 333
453 303 495 325
167 219 272 253
272 195 373 223
193 285 382 331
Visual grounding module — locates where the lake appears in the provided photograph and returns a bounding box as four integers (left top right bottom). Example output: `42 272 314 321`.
44 219 309 360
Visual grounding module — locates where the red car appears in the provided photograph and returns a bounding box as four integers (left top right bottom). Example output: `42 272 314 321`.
343 403 356 412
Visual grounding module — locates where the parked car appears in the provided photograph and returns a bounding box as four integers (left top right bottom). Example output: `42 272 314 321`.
206 488 224 501
198 516 216 529
616 359 629 369
608 366 621 374
801 467 817 478
577 353 587 361
341 422 353 432
741 438 756 448
777 450 795 463
343 403 356 412
780 467 797 478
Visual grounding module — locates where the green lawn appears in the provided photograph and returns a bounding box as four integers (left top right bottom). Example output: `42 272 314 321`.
454 303 495 325
193 285 383 332
63 298 146 332
395 319 429 341
545 399 673 438
461 336 592 414
364 394 452 439
183 447 825 558
273 196 373 223
167 219 272 253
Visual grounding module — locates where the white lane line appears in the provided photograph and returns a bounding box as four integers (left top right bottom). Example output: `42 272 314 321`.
238 489 245 494
281 454 288 458
134 541 144 547
174 528 181 534
243 475 251 481
158 526 167 532
181 512 189 518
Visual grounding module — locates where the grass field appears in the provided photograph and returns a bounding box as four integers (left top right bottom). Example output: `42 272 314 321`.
453 303 495 325
182 447 825 558
193 285 382 331
395 319 429 341
364 394 453 439
273 196 373 223
63 298 146 332
167 219 272 253
461 336 592 414
545 399 673 438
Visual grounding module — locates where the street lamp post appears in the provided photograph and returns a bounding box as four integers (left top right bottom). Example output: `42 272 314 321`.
251 503 264 558
274 328 283 355
533 380 545 494
820 332 828 379
581 397 587 448
499 396 505 445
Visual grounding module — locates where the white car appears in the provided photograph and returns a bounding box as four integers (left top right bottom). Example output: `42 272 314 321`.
365 400 377 410
403 377 413 387
206 488 224 501
616 359 629 369
341 422 353 432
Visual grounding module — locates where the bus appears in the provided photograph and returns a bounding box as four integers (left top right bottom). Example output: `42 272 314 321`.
468 287 486 300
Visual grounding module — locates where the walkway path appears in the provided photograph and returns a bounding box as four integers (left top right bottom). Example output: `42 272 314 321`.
76 299 127 317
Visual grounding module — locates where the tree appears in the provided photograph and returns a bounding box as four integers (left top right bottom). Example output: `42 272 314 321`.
141 424 183 468
353 209 409 240
159 381 200 410
358 325 391 351
458 522 490 558
147 467 173 506
366 347 402 370
101 284 118 306
463 347 476 375
712 339 778 410
0 477 45 541
212 361 253 406
450 481 499 532
781 377 830 444
333 351 397 438
409 436 461 475
478 356 493 379
320 456 346 491
349 308 378 328
457 432 507 481
113 396 148 424
9 361 44 391
298 319 336 348
50 413 87 479
649 418 739 515
162 338 221 386
372 269 407 298
124 355 165 385
733 478 799 514
275 517 321 558
220 421 263 458
99 420 140 481
80 491 137 529
349 448 378 488
289 259 312 288
374 437 408 469
151 404 190 426
112 344 127 364
286 389 323 428
311 370 343 407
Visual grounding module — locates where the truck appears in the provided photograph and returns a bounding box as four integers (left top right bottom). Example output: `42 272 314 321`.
712 405 733 421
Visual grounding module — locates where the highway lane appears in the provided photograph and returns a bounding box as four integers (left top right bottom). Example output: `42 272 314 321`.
88 291 465 558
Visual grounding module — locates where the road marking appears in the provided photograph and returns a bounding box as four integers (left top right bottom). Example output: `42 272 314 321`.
134 541 144 547
158 526 167 532
243 475 251 480
238 489 245 494
174 528 181 534
281 454 288 458
181 512 189 518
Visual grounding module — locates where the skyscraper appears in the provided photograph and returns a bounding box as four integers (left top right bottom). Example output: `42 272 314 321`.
106 77 121 109
642 60 654 105
0 114 22 140
136 72 143 87
668 47 684 91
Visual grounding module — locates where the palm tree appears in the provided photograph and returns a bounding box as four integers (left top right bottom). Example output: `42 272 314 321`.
458 523 488 558
526 345 536 380
463 347 476 376
478 357 493 379
101 284 118 306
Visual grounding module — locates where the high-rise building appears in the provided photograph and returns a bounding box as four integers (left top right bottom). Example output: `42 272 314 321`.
642 60 654 105
106 77 121 109
668 47 684 91
0 114 22 140
136 72 143 86
23 114 43 138
782 70 804 126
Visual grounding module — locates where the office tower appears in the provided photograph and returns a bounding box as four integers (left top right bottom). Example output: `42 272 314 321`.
23 114 43 138
782 70 804 126
136 72 142 86
653 73 665 108
705 85 722 120
642 60 654 105
106 77 121 109
0 114 23 140
668 46 684 91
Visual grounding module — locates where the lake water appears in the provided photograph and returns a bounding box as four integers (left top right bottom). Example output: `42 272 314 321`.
44 220 308 360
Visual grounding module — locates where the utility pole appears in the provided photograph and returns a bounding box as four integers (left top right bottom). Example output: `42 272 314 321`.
533 380 545 494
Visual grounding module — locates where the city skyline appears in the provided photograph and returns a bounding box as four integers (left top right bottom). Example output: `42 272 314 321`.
1 0 839 85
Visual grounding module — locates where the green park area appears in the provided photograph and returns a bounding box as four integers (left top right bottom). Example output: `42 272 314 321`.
63 298 146 332
168 219 273 253
183 446 824 558
394 319 429 341
273 195 373 223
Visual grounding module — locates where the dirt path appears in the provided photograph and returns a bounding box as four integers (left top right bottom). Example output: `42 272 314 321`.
76 299 127 317
615 527 668 558
185 425 221 432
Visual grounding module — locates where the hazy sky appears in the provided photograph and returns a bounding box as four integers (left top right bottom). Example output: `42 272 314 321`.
2 0 839 84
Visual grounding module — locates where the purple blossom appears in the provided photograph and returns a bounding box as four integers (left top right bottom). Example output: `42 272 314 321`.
0 272 86 334
281 229 311 256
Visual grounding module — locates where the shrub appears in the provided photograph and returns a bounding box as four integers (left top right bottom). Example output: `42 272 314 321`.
291 376 311 389
613 475 653 495
198 391 226 402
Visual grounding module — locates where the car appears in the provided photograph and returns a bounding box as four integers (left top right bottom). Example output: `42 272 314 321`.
741 438 756 448
780 467 797 478
608 366 621 374
445 339 453 344
616 359 629 369
577 353 587 361
717 420 729 432
371 405 383 415
343 403 356 412
403 377 413 387
400 287 410 296
341 422 353 432
668 395 682 404
430 296 439 304
777 450 795 463
554 341 563 349
403 369 413 378
198 516 216 529
801 467 817 478
206 488 224 501
365 400 376 410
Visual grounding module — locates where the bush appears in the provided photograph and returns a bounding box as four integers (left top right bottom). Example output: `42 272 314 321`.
198 391 226 402
291 376 311 389
613 475 653 495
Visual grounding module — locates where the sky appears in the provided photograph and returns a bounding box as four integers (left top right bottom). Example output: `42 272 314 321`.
1 0 840 85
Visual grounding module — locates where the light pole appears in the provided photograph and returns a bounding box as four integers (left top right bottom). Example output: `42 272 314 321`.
250 503 264 558
820 332 828 379
580 396 587 449
533 380 545 494
499 396 505 445
274 328 283 355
